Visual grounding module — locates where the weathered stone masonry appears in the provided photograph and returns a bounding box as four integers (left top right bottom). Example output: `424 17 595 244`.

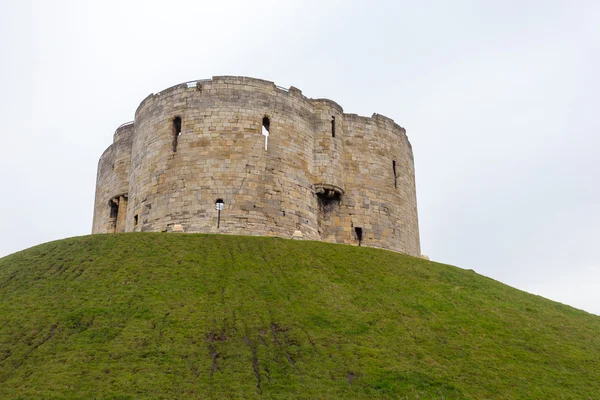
92 76 421 256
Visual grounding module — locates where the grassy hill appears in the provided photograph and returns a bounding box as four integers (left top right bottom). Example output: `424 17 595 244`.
0 234 599 399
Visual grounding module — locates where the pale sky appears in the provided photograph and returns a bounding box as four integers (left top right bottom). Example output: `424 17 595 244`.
1 1 599 314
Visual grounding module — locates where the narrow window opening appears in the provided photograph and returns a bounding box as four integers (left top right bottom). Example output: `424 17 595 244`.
392 160 397 188
108 196 128 233
173 116 182 152
262 116 270 151
331 116 335 137
134 214 138 226
215 199 224 228
109 200 119 219
355 227 363 246
108 199 119 233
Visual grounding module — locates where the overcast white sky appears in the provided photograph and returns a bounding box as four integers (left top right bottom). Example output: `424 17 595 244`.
1 0 599 314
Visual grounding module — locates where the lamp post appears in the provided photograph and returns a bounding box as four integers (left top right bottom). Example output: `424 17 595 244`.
215 199 224 228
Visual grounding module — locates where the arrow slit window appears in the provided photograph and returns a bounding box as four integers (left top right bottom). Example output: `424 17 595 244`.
262 116 270 150
331 116 336 137
173 116 182 152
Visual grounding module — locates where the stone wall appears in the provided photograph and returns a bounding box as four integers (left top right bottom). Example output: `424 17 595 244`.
92 122 133 233
92 76 421 256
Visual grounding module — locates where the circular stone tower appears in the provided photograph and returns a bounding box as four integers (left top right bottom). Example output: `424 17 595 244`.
92 76 420 256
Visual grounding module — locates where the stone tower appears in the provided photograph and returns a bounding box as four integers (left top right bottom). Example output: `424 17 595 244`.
92 76 420 256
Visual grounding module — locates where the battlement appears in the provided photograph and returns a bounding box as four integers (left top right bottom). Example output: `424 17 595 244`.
93 77 420 256
113 121 134 143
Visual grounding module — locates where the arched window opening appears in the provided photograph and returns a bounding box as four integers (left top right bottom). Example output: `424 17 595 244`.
392 160 397 188
173 116 182 152
215 199 224 228
262 116 270 151
331 116 335 137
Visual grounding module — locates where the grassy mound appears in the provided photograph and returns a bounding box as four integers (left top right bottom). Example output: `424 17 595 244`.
0 233 599 399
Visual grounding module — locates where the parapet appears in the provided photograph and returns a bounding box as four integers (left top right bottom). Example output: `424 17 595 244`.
113 121 134 143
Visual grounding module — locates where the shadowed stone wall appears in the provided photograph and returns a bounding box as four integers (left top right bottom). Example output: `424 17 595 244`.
92 76 421 256
92 123 134 234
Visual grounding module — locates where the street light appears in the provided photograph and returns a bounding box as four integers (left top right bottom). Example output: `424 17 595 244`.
215 199 224 228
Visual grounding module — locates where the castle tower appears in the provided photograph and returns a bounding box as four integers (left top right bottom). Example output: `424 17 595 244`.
92 76 420 256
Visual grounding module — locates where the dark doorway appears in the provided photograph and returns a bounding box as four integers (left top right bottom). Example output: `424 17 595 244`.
355 227 363 246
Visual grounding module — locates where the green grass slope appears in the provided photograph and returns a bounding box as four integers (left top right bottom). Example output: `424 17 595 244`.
0 234 599 399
